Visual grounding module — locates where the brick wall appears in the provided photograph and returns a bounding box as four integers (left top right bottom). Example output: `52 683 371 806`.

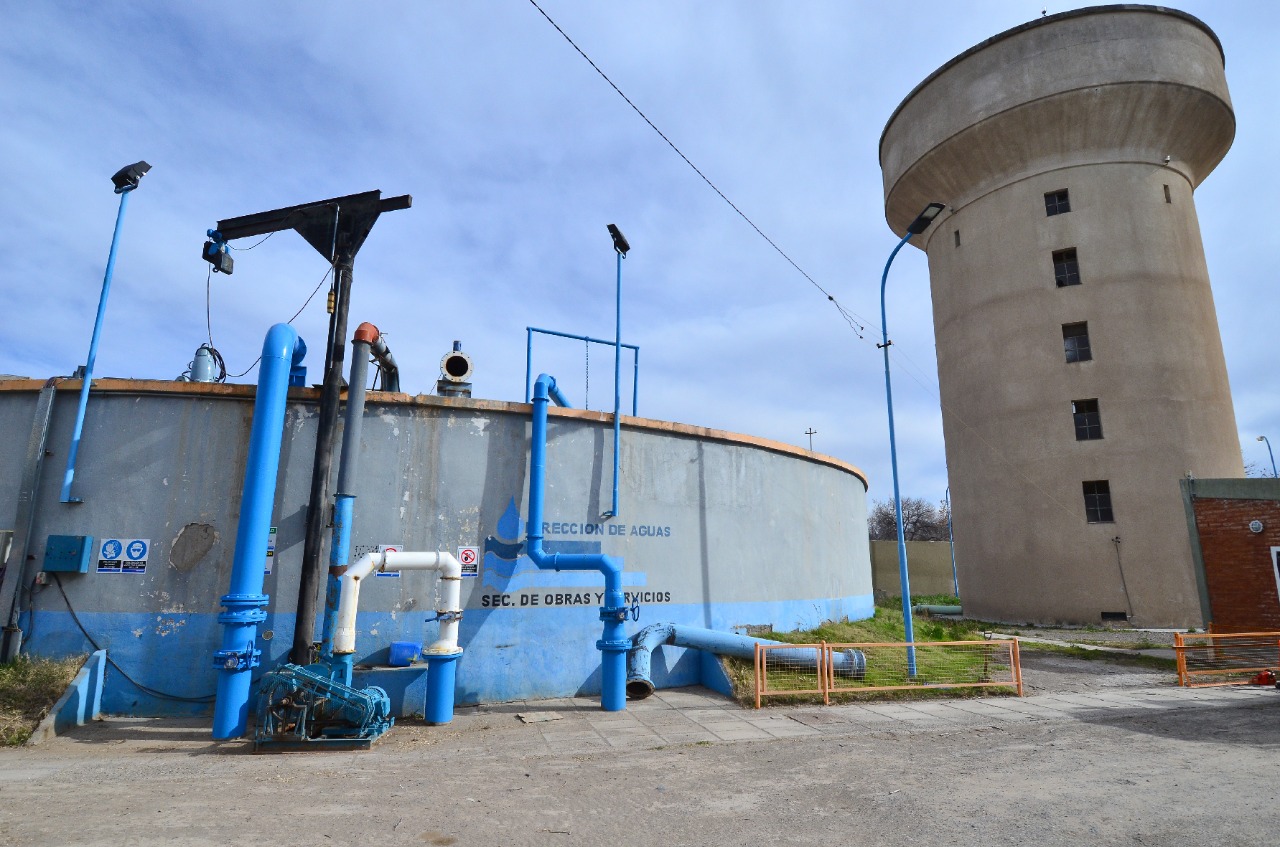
1191 497 1280 632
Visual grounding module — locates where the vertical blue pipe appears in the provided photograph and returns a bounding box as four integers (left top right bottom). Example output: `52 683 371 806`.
528 374 628 711
212 323 299 739
322 336 373 673
61 189 133 503
610 251 623 518
880 231 918 677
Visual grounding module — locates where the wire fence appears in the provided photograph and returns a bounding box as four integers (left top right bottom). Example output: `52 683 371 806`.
754 639 1022 708
1174 631 1280 687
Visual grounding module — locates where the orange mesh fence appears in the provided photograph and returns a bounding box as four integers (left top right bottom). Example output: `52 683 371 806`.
754 639 1022 707
754 642 831 708
1174 631 1280 687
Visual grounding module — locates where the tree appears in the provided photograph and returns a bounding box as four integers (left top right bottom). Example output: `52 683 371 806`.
868 497 951 541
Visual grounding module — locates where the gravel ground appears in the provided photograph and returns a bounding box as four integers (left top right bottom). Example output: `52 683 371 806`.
2 649 1277 847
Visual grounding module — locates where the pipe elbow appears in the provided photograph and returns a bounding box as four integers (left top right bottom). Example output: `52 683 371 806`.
262 323 299 364
353 322 380 344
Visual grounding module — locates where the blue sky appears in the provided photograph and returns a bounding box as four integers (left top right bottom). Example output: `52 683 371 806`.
2 1 1277 506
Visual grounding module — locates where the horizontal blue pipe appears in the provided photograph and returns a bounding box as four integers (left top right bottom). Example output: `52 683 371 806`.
626 622 865 699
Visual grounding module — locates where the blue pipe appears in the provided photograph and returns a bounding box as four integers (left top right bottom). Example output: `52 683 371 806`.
212 324 301 739
625 622 865 699
61 188 134 503
880 231 918 676
321 335 373 678
609 250 623 518
528 373 630 711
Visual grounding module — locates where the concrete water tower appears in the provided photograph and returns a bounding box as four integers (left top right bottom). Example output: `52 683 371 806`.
879 5 1242 626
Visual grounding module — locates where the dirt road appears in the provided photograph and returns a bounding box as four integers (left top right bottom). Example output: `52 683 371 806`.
1 651 1276 847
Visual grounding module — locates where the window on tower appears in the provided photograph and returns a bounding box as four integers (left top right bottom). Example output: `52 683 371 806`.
1072 399 1103 440
1044 189 1071 216
1082 480 1114 523
1053 248 1081 286
1062 322 1092 362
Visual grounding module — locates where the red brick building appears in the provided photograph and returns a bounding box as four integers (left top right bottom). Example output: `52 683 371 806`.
1182 478 1280 632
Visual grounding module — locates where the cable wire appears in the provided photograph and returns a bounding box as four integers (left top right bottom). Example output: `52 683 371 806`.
526 0 869 338
224 265 334 379
51 574 215 703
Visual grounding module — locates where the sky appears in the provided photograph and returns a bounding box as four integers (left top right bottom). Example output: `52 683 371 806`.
2 1 1277 510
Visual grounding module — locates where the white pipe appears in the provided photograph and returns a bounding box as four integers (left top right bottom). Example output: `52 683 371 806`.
333 550 463 657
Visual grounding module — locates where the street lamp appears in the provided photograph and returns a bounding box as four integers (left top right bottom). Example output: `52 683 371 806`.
605 224 630 518
880 201 945 676
61 160 151 503
1258 436 1278 478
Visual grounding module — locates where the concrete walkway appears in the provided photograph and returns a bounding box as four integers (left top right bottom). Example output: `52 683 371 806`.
436 682 1274 756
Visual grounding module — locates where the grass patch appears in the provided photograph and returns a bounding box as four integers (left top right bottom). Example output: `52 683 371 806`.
0 655 85 746
723 608 1009 706
1022 643 1176 671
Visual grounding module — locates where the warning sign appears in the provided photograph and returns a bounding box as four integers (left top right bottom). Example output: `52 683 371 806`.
458 546 479 578
375 544 401 578
264 527 277 574
98 538 149 574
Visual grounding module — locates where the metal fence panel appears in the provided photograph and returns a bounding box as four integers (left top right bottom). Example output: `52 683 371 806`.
1174 632 1280 687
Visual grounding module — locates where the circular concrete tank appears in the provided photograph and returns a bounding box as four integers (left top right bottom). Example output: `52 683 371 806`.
0 379 873 713
880 6 1241 627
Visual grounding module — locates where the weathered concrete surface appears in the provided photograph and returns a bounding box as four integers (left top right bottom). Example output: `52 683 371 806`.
1 660 1276 847
880 7 1241 627
0 379 872 713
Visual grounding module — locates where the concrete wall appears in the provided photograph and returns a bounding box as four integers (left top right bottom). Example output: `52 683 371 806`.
0 378 872 715
869 541 958 599
880 6 1241 627
1182 478 1280 633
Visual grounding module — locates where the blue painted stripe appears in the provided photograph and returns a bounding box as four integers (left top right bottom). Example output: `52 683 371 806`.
24 594 872 716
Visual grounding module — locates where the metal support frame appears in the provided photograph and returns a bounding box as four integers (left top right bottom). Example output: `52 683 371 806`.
524 327 639 415
208 190 411 667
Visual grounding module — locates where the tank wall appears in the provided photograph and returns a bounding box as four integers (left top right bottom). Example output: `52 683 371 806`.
927 162 1240 626
0 384 872 713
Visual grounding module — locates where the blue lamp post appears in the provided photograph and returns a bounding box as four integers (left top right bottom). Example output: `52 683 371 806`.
1259 436 1278 478
879 201 945 676
605 224 630 519
61 161 151 503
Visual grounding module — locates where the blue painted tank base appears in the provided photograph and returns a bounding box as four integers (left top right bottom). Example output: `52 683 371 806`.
21 593 872 717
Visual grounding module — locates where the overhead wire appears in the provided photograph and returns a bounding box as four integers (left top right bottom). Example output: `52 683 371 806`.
526 0 870 339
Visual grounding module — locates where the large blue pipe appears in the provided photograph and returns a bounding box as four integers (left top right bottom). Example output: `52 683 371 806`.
212 324 301 739
527 374 629 711
625 622 865 699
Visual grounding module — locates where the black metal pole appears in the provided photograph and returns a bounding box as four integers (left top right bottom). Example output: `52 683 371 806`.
290 256 354 664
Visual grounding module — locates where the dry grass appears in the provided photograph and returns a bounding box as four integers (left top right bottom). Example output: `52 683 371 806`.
0 655 85 746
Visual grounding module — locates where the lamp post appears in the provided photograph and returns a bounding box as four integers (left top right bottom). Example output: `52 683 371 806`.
879 201 945 676
61 161 151 503
1259 436 1278 478
605 224 630 519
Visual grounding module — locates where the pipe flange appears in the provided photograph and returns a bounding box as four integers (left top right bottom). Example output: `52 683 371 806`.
217 608 268 626
596 638 631 653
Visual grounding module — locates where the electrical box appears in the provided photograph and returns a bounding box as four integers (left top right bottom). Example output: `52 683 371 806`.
44 535 94 574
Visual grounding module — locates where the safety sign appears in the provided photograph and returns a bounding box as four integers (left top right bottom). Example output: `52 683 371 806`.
458 546 479 578
98 538 149 574
375 544 401 577
264 527 277 574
